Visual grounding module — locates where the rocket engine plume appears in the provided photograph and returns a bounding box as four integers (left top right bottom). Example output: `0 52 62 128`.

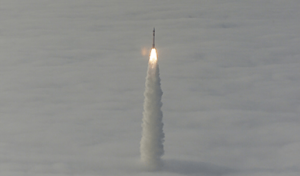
140 46 165 171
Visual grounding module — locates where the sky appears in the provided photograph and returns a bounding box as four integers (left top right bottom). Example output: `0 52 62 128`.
1 0 300 175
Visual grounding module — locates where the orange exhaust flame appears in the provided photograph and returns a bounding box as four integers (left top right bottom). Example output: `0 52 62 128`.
149 48 157 65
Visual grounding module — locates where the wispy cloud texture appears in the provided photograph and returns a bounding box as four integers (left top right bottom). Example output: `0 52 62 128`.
1 0 300 175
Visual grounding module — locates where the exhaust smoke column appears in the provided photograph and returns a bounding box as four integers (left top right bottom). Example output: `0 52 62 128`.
140 30 164 170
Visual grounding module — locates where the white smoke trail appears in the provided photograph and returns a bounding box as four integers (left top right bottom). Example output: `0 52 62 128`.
140 49 164 171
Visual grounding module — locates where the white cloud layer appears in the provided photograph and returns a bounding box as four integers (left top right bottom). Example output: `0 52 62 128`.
1 0 300 175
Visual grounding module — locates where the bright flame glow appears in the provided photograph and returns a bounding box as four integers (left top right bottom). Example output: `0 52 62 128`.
149 48 157 64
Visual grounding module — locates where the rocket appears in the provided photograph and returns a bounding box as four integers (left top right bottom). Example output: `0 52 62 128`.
152 28 155 48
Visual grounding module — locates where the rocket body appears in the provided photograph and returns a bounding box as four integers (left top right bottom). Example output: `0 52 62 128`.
152 28 155 48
